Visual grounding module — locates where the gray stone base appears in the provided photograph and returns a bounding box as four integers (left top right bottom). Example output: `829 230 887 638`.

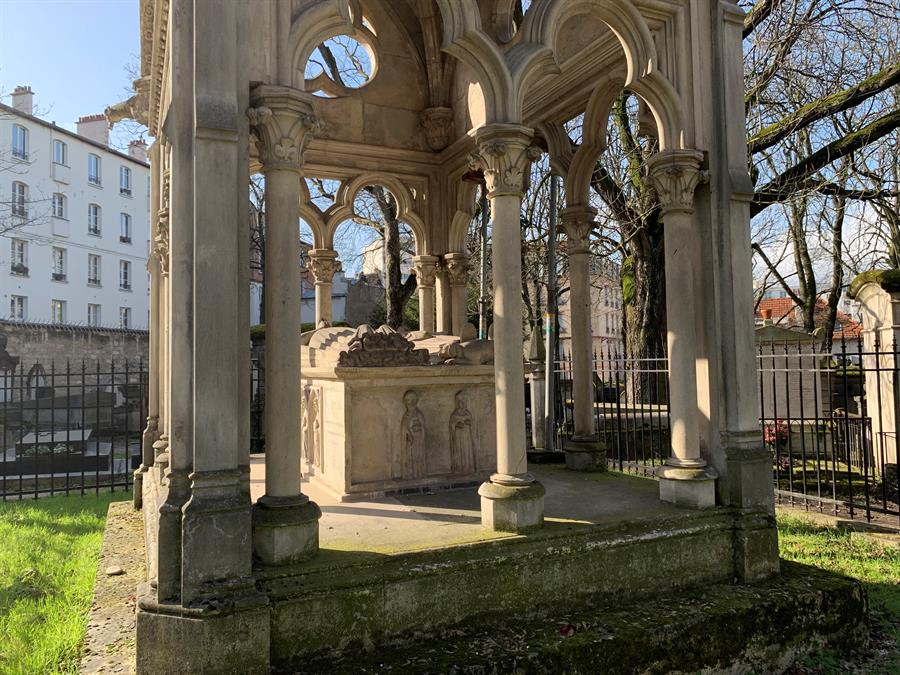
252 495 322 565
478 477 545 532
299 561 866 674
564 437 607 472
658 465 717 508
136 586 270 675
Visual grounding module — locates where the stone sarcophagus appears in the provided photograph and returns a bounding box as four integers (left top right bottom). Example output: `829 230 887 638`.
301 325 497 500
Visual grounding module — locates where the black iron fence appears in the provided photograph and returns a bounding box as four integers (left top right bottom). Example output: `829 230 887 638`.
0 359 147 500
547 335 900 524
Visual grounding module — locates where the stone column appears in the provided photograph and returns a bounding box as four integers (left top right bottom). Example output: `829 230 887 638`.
560 205 606 471
136 141 162 508
472 124 545 532
249 85 322 564
435 264 452 334
647 149 717 508
412 255 439 333
308 249 340 326
527 325 546 451
444 252 469 338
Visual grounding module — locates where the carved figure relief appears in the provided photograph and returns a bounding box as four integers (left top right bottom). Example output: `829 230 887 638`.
449 391 476 474
302 386 322 471
300 386 310 463
400 390 426 480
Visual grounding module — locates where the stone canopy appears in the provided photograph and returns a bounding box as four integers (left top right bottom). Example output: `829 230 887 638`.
127 2 778 673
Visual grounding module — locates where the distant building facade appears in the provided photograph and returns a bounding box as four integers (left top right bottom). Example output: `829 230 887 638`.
558 258 624 371
1 86 150 329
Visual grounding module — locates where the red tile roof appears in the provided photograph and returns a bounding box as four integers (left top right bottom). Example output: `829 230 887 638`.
756 296 862 341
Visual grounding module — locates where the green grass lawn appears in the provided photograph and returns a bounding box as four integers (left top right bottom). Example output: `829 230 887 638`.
778 514 900 674
0 492 129 675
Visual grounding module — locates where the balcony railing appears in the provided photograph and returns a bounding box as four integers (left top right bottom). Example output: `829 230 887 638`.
52 272 67 282
120 235 132 244
10 263 28 276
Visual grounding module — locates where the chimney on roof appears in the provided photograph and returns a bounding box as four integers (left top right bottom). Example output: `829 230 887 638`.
11 86 33 115
77 113 109 146
128 139 148 162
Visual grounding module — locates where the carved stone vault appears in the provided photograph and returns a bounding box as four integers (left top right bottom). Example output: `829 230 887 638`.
128 1 778 672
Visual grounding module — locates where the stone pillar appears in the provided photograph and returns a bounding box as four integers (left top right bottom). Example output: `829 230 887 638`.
527 324 546 451
560 205 606 471
647 149 717 508
249 85 322 564
435 264 452 334
308 249 341 326
472 124 545 532
444 252 469 338
412 255 439 333
136 141 162 508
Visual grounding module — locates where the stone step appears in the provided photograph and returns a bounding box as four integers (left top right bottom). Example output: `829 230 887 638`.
294 561 865 674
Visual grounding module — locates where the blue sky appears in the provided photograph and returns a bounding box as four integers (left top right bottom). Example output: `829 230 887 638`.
0 0 145 150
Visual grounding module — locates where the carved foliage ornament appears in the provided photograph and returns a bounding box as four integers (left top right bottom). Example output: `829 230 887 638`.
469 138 542 198
154 169 171 276
559 207 596 254
248 105 323 173
646 150 706 215
412 259 439 287
308 254 342 284
443 255 469 286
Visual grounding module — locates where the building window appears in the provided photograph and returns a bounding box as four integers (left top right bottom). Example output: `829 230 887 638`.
12 124 27 160
52 193 67 219
11 181 27 217
119 260 131 290
51 247 67 282
88 303 101 327
120 213 132 243
10 239 28 276
51 299 66 324
53 139 68 166
88 154 102 185
88 203 101 235
9 295 26 320
119 306 131 329
120 166 132 196
88 254 101 286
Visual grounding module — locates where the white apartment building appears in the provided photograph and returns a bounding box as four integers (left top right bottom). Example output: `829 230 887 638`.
1 86 150 329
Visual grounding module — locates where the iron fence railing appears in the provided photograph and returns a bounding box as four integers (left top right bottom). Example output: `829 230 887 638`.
546 334 899 524
0 359 147 500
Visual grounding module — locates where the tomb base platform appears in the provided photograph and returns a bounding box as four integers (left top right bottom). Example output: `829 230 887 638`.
247 461 791 668
297 560 865 674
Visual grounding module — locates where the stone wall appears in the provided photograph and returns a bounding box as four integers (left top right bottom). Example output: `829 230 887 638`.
0 320 148 368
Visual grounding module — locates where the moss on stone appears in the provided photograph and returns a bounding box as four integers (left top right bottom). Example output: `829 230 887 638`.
848 268 900 298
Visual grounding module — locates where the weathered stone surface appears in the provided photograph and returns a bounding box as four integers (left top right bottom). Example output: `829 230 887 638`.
563 438 607 472
479 479 546 532
297 562 866 674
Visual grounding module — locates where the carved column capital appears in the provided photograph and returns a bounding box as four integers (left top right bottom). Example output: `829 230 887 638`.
559 205 597 254
470 124 541 198
412 255 440 287
307 249 341 284
248 85 322 174
646 149 706 215
420 107 454 151
443 252 469 287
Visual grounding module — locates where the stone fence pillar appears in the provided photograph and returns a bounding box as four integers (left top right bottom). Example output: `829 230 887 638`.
851 271 900 476
647 149 717 508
